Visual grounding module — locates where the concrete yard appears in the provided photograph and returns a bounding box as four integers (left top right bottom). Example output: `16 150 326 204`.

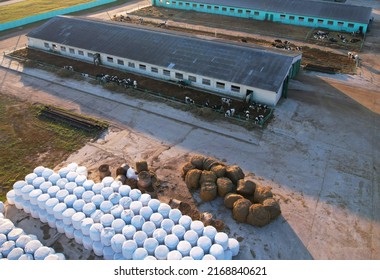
0 0 379 260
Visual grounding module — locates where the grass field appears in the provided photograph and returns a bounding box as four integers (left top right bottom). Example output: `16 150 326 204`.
0 94 104 201
0 0 94 23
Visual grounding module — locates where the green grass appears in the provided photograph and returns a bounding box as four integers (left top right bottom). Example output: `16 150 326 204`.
0 0 95 23
0 94 104 202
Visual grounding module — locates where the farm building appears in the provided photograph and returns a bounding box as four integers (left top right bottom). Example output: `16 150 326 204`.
26 16 302 106
152 0 373 33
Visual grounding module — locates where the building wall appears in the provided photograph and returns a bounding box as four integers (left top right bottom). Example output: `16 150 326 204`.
152 0 368 33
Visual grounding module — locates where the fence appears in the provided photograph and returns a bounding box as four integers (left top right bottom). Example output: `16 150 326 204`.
0 0 117 32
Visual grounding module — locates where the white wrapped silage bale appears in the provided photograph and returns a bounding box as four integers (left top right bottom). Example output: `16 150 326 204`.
18 253 34 260
172 225 186 240
55 253 66 260
122 225 136 240
133 248 148 260
126 168 138 180
21 201 32 214
53 203 67 220
58 167 70 179
179 215 192 231
109 193 122 205
100 187 113 200
143 238 158 255
6 190 16 205
82 203 96 217
152 228 167 245
25 173 37 185
148 199 160 212
150 212 163 228
89 223 104 242
14 195 23 210
82 180 94 191
38 209 48 223
118 185 131 197
190 221 204 237
111 234 126 253
100 214 114 227
72 212 86 230
33 166 45 177
111 219 125 233
73 199 85 212
15 235 32 249
177 241 192 257
7 247 24 260
0 233 7 246
91 194 104 208
122 240 137 260
92 183 104 195
100 200 113 213
82 235 93 250
154 245 169 260
138 194 151 206
64 194 77 208
184 230 198 246
13 180 27 196
202 254 216 260
62 208 76 225
158 203 171 218
63 224 75 239
197 236 212 254
182 256 194 260
56 219 65 234
120 209 134 224
44 254 60 260
113 253 124 260
141 221 156 237
164 234 179 250
66 171 78 183
103 246 114 260
32 177 45 189
29 189 42 205
209 244 225 260
214 232 229 250
90 210 104 223
119 197 132 209
139 206 153 220
48 173 61 185
76 166 87 176
56 178 68 189
133 231 147 247
41 168 54 181
101 227 115 246
67 162 78 172
203 225 217 242
0 241 15 258
129 189 141 201
131 215 145 230
7 228 24 241
82 190 95 203
160 219 174 234
34 246 51 260
64 182 77 194
92 241 104 257
74 175 87 186
80 217 94 236
73 187 85 199
47 186 60 198
21 184 35 201
102 177 114 188
169 209 182 224
110 181 122 193
167 250 182 260
30 205 40 219
24 240 42 255
190 246 204 260
144 256 157 260
110 205 123 219
28 234 38 240
74 229 84 245
55 189 69 203
228 238 239 257
224 249 232 260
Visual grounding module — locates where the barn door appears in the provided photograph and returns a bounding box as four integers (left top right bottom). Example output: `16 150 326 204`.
282 76 289 98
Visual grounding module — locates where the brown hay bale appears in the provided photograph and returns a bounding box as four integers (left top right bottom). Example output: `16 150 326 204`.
190 155 206 170
246 204 271 227
98 164 111 180
125 178 138 189
237 179 256 197
263 198 281 220
253 186 273 204
116 167 126 176
181 162 196 179
210 164 226 178
121 163 130 173
232 198 252 223
224 193 244 209
189 208 201 220
225 165 245 185
211 219 225 231
199 170 217 184
202 157 220 171
216 177 234 197
136 161 148 173
185 169 202 190
200 212 213 226
200 182 217 202
115 174 126 184
179 202 192 216
137 171 152 191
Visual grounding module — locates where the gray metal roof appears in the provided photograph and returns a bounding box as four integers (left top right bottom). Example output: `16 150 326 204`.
27 16 299 92
183 0 372 24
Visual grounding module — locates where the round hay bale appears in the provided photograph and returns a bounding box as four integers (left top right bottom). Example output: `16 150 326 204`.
121 163 130 174
225 165 245 185
262 198 281 220
224 193 244 209
210 165 226 178
136 161 148 173
211 219 225 231
216 177 234 197
253 186 273 204
232 198 252 223
190 155 206 170
137 171 152 191
185 169 202 190
116 167 126 176
181 162 196 179
189 209 201 220
246 204 271 227
98 164 111 180
115 175 126 184
200 182 217 202
237 179 256 197
199 170 217 184
202 157 220 171
178 202 192 216
125 178 138 189
200 212 213 226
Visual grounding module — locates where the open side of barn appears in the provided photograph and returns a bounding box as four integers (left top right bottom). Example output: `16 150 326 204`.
26 16 301 106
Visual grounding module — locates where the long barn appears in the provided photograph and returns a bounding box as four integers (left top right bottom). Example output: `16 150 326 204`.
152 0 373 33
27 16 302 106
